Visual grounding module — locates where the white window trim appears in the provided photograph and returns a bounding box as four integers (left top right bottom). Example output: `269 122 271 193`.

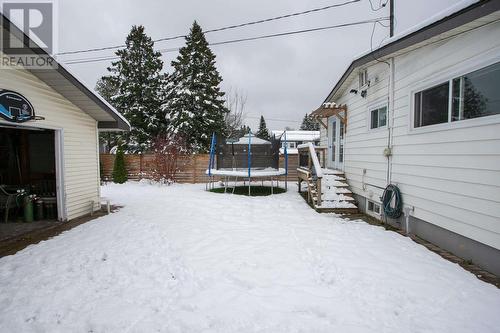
408 53 500 135
366 198 382 218
359 68 369 89
367 100 388 132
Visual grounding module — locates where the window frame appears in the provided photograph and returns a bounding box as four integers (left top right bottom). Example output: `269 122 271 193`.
409 55 500 134
359 68 368 89
367 101 388 131
366 199 382 218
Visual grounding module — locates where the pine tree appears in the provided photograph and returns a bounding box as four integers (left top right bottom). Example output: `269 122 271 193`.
256 115 270 140
300 113 320 131
112 147 128 184
96 78 119 153
163 21 228 152
102 25 166 153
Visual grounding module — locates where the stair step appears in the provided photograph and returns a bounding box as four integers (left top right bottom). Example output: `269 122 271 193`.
322 196 356 202
324 177 346 181
315 207 359 214
324 187 352 194
322 169 344 175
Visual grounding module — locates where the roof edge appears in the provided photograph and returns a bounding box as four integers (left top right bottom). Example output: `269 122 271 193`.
324 0 499 103
1 13 131 131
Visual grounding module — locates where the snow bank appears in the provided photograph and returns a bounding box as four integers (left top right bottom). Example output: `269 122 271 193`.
1 182 499 332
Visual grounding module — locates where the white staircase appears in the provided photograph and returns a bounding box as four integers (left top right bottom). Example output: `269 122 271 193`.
297 143 358 214
317 169 358 213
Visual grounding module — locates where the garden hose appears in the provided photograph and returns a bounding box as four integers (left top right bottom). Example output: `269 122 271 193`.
381 184 403 219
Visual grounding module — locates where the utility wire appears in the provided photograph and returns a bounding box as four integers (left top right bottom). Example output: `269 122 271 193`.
246 115 300 124
57 0 361 56
368 0 389 11
64 17 389 65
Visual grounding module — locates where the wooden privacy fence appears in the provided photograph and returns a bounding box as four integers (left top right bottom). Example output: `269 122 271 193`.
100 154 298 184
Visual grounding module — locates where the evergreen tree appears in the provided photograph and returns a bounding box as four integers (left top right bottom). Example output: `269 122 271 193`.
300 113 320 131
102 25 166 153
95 78 119 153
163 21 228 152
256 115 270 140
232 125 251 139
112 147 128 184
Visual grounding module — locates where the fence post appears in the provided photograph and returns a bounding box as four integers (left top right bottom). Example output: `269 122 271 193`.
193 155 197 183
140 154 143 176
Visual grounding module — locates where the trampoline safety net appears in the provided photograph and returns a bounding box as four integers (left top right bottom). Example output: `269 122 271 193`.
215 135 281 170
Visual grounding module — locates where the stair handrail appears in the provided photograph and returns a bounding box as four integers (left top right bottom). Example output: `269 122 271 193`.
297 143 323 206
297 143 323 179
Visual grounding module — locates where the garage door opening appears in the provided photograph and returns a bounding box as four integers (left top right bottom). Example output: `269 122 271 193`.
0 127 60 231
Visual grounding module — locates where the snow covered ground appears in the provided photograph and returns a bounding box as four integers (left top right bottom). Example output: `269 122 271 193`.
1 182 500 332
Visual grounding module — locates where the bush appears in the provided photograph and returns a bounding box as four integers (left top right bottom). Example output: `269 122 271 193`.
112 147 128 184
149 133 189 184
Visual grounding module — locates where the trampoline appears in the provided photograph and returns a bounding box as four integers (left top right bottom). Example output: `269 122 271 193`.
206 132 289 195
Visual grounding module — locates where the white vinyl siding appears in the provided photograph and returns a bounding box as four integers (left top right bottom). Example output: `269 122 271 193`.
320 20 500 249
0 65 100 221
329 20 500 250
335 62 391 201
390 21 500 250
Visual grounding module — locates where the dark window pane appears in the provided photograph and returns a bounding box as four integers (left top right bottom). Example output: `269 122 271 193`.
370 109 378 129
339 121 344 163
414 82 449 127
378 106 387 127
454 62 500 121
452 78 462 121
331 123 336 162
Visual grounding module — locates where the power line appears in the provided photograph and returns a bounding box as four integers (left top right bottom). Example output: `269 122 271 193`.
57 0 361 56
64 17 389 65
246 116 300 124
368 0 389 11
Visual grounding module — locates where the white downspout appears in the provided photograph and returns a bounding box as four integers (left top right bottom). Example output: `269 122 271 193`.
387 57 395 185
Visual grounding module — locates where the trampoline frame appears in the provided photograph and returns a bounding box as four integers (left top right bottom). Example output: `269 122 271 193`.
206 132 289 195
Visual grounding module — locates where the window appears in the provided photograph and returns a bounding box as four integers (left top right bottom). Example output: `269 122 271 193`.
359 69 368 88
367 199 381 216
370 105 387 129
451 62 500 121
414 61 500 128
414 82 449 127
282 142 296 149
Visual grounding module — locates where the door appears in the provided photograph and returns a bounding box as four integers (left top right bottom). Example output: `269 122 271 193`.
327 116 344 170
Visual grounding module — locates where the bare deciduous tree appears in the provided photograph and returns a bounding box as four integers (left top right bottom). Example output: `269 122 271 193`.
224 88 247 139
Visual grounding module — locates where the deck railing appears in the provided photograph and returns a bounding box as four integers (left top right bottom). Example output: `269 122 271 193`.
297 143 325 206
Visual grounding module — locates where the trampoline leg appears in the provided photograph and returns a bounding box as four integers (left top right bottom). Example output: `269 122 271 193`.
271 177 274 195
248 178 251 196
224 176 227 193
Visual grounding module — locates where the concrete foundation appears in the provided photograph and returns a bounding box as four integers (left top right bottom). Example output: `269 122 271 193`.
353 193 500 276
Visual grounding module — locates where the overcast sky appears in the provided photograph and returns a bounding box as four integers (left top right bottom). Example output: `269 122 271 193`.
57 0 459 130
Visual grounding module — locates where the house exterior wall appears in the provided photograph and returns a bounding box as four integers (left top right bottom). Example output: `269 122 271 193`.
0 65 100 221
319 21 500 268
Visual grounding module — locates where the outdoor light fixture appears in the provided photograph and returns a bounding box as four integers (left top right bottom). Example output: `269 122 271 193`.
349 89 358 94
360 90 367 98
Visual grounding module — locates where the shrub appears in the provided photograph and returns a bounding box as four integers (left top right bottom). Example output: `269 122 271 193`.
112 147 128 184
149 133 189 184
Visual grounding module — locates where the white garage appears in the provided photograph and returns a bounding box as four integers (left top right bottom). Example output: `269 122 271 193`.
0 14 130 222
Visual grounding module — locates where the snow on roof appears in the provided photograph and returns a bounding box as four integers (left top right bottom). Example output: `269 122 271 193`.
272 130 320 142
325 0 488 102
354 0 480 60
233 134 271 145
